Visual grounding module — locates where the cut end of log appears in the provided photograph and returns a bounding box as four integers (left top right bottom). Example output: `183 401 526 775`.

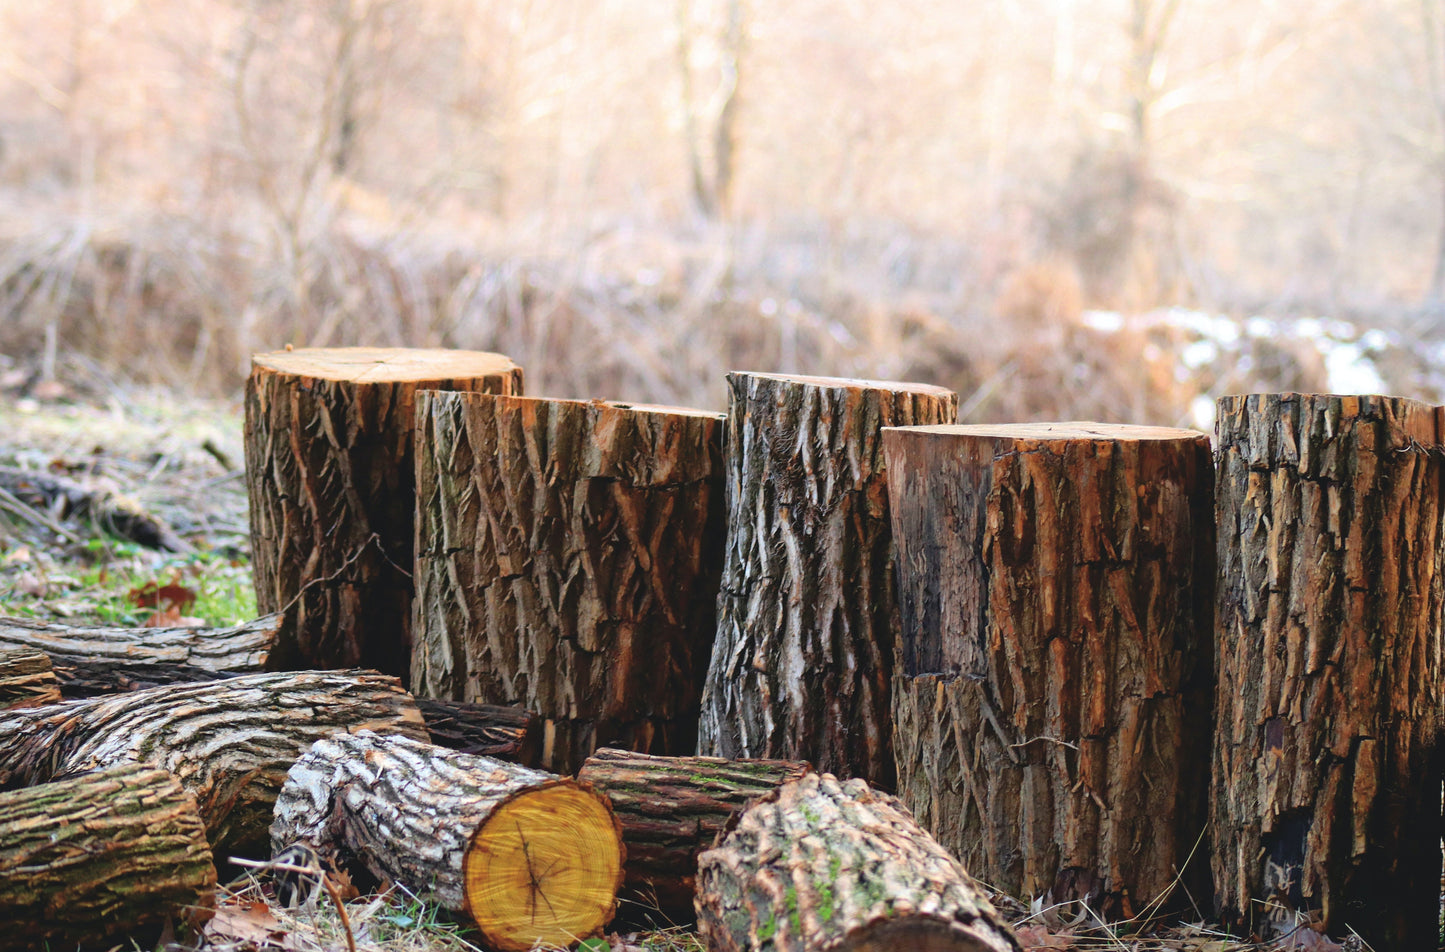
732 370 957 398
252 346 519 383
887 421 1207 442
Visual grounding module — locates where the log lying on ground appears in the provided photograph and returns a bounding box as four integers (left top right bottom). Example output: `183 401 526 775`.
1212 394 1445 948
0 762 217 951
272 730 623 952
0 646 61 708
246 347 523 677
416 698 542 765
0 465 191 552
577 747 811 922
696 773 1021 952
0 670 427 858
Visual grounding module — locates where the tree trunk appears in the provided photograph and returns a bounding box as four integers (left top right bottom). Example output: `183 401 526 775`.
698 373 957 787
416 698 542 766
1212 393 1445 948
696 772 1021 952
412 391 726 773
271 730 623 952
885 423 1214 915
576 746 811 923
0 647 61 709
246 347 523 677
0 670 428 858
0 762 217 951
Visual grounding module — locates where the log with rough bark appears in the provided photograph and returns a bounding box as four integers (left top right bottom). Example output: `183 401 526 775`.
0 646 61 708
886 423 1214 915
246 347 523 676
412 391 725 773
1212 394 1445 948
271 730 623 952
416 698 542 765
0 670 427 858
698 373 957 787
576 746 812 922
696 772 1021 952
0 762 217 951
0 465 191 552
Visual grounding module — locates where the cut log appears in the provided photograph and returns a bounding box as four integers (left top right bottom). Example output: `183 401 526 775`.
246 347 523 677
698 373 957 787
412 391 725 773
696 772 1021 952
416 698 542 765
0 646 61 708
0 465 191 552
271 729 623 952
0 670 427 858
576 746 812 922
1212 394 1445 948
0 762 217 951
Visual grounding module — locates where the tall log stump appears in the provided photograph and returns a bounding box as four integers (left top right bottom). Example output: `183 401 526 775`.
246 347 522 676
886 423 1214 914
412 391 725 773
698 373 957 788
1212 393 1445 947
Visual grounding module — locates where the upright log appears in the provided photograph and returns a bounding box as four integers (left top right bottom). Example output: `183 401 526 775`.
0 647 61 708
886 423 1214 914
246 347 523 676
1212 393 1445 947
412 391 725 773
698 373 957 787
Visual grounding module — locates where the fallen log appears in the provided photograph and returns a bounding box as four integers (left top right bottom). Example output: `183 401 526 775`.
0 646 61 708
415 698 542 765
271 730 623 952
0 464 191 552
696 773 1021 952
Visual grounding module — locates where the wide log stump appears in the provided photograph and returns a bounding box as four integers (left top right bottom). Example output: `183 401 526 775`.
246 347 523 676
696 773 1021 952
0 646 61 708
886 423 1214 914
698 373 957 788
271 730 623 952
412 390 725 773
1212 393 1445 947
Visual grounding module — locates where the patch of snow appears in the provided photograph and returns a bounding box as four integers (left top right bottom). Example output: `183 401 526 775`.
1324 343 1386 395
1190 396 1216 433
1080 310 1124 332
1245 317 1277 339
1181 340 1218 370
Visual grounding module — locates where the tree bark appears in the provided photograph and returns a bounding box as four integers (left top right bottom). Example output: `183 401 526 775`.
0 646 61 709
696 772 1021 952
246 347 523 677
1211 393 1445 948
698 373 958 787
0 670 427 858
416 698 542 766
412 391 726 773
0 762 217 951
886 423 1214 915
272 729 623 952
576 746 811 922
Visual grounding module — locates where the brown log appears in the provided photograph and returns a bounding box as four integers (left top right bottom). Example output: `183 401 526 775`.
576 746 811 922
412 391 726 773
416 697 543 765
0 646 61 708
696 772 1021 952
1212 394 1445 947
271 729 623 952
886 423 1214 915
0 762 217 951
697 373 957 787
245 347 523 677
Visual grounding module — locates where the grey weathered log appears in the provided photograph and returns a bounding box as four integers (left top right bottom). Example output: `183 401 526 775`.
0 646 61 709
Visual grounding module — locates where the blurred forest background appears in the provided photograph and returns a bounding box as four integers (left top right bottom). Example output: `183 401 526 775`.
3 0 1445 426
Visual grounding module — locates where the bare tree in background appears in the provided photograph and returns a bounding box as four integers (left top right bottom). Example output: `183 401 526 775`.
1422 0 1445 299
676 0 745 217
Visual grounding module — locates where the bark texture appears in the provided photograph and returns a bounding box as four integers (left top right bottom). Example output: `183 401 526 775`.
886 423 1214 914
416 698 542 765
246 347 523 676
0 646 61 709
696 773 1020 952
0 762 217 951
412 391 725 773
1212 393 1445 947
698 373 958 787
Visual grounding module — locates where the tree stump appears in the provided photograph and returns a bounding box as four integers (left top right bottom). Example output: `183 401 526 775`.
0 647 61 709
412 391 726 773
1212 393 1445 947
0 762 217 951
271 730 623 952
886 423 1215 914
697 373 957 787
246 347 523 676
696 772 1021 952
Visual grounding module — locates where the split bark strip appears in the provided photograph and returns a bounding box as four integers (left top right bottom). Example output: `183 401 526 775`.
0 670 428 858
0 762 217 952
696 773 1021 952
271 730 624 952
1211 394 1445 948
886 423 1215 915
416 698 543 766
697 373 958 787
577 746 811 922
246 347 523 676
0 646 61 709
412 391 726 773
